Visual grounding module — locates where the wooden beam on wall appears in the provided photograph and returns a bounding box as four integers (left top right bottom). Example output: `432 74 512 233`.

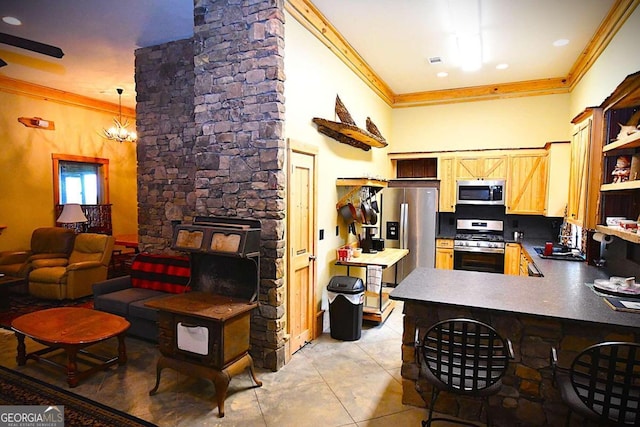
0 75 135 118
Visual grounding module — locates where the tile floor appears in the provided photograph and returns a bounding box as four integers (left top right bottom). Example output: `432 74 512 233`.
0 301 476 426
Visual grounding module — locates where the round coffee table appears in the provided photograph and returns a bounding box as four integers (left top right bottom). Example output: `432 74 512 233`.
11 307 130 387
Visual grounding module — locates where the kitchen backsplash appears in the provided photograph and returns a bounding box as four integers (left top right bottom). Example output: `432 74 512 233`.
438 205 563 242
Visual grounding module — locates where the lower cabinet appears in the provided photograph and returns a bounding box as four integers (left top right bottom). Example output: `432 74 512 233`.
504 243 521 275
505 243 536 276
435 238 454 270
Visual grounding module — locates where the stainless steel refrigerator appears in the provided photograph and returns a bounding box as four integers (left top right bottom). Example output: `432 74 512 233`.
380 185 438 284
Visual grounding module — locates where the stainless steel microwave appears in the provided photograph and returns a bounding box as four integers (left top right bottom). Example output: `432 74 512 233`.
456 179 505 206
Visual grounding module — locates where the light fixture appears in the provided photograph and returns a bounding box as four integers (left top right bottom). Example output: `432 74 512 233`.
103 88 137 143
18 116 55 130
2 16 22 26
57 203 88 233
553 39 569 47
496 63 509 70
437 71 449 78
448 0 483 72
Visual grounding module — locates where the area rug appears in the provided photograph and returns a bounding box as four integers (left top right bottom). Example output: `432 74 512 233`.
0 365 157 426
0 294 93 330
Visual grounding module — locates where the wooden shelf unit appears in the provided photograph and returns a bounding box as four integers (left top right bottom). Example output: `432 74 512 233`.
595 225 640 244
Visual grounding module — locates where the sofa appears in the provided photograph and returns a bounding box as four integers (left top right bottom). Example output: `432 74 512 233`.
29 233 114 300
0 227 76 294
92 253 191 341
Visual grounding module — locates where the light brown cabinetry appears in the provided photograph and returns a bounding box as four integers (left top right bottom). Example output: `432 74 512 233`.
438 157 456 212
567 108 603 229
507 152 549 215
435 238 454 270
456 156 507 180
504 243 520 275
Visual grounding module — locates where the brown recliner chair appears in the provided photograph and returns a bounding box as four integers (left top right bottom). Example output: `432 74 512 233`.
28 233 115 300
0 227 76 294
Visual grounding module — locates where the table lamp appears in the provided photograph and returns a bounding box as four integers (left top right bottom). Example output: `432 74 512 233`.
57 203 88 233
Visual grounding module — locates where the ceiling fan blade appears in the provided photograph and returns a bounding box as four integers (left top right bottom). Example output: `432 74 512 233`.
0 58 6 67
0 32 64 59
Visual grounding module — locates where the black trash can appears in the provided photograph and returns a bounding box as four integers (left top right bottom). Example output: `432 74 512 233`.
327 276 365 341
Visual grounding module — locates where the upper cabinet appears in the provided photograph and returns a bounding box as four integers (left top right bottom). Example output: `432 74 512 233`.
567 108 603 229
438 157 456 212
594 71 640 244
456 155 507 180
506 151 548 215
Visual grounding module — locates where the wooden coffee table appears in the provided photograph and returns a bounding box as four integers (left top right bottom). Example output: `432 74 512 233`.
11 307 130 387
0 275 23 310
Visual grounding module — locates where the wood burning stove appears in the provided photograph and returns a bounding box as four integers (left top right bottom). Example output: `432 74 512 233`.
146 216 262 418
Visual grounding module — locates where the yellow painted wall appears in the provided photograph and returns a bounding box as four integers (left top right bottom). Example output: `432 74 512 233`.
0 91 138 251
570 7 640 117
390 94 572 152
284 13 392 306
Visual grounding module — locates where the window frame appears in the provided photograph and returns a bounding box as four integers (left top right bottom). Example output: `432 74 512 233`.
52 154 110 206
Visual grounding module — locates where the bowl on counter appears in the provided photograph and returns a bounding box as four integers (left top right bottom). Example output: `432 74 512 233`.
352 248 363 258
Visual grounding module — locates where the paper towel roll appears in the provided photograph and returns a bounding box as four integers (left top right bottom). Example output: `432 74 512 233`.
593 232 613 244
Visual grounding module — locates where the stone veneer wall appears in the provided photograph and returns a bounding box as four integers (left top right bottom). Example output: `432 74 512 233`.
135 38 197 252
401 302 639 426
136 0 287 371
192 0 286 371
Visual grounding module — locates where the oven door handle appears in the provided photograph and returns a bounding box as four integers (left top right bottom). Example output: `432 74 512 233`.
454 247 505 254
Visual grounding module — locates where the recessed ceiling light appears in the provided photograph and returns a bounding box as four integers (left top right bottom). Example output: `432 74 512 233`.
553 39 569 47
2 16 22 26
496 63 509 70
437 71 448 78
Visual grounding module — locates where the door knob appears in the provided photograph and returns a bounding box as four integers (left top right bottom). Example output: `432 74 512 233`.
309 255 317 261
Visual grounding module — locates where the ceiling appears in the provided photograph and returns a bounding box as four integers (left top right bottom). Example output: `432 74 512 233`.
0 0 620 109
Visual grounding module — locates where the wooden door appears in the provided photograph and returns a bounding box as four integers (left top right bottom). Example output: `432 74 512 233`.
435 239 454 269
287 142 317 354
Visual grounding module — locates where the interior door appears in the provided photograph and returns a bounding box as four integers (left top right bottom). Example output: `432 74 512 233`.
287 143 317 354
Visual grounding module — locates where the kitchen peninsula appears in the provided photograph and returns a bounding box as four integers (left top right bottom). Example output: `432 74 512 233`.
390 263 640 426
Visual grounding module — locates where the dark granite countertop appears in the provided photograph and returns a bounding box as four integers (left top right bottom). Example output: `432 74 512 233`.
390 239 640 329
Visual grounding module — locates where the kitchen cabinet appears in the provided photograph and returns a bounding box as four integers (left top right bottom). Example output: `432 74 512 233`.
594 72 640 244
567 108 603 229
504 243 520 275
507 152 549 215
438 157 456 212
435 238 454 270
456 155 507 180
519 248 535 276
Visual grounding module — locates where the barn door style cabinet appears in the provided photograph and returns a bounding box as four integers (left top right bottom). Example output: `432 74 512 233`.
595 71 640 244
506 151 549 215
567 108 603 230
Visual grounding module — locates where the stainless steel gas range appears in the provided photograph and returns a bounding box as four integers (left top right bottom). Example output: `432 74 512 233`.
454 219 505 274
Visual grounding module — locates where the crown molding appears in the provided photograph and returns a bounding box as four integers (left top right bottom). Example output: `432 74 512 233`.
287 0 639 107
0 75 135 117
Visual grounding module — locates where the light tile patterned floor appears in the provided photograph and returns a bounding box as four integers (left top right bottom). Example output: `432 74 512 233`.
0 300 480 426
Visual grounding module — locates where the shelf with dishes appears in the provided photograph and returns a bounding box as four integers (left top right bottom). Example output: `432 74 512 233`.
602 130 640 152
335 178 387 210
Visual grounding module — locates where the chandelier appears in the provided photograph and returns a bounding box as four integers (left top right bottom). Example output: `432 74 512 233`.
103 88 137 143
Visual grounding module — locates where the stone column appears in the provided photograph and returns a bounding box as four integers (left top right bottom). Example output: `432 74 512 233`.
135 39 197 253
193 0 287 370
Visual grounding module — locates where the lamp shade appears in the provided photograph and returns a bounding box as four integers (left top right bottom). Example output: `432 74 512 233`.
57 204 88 223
